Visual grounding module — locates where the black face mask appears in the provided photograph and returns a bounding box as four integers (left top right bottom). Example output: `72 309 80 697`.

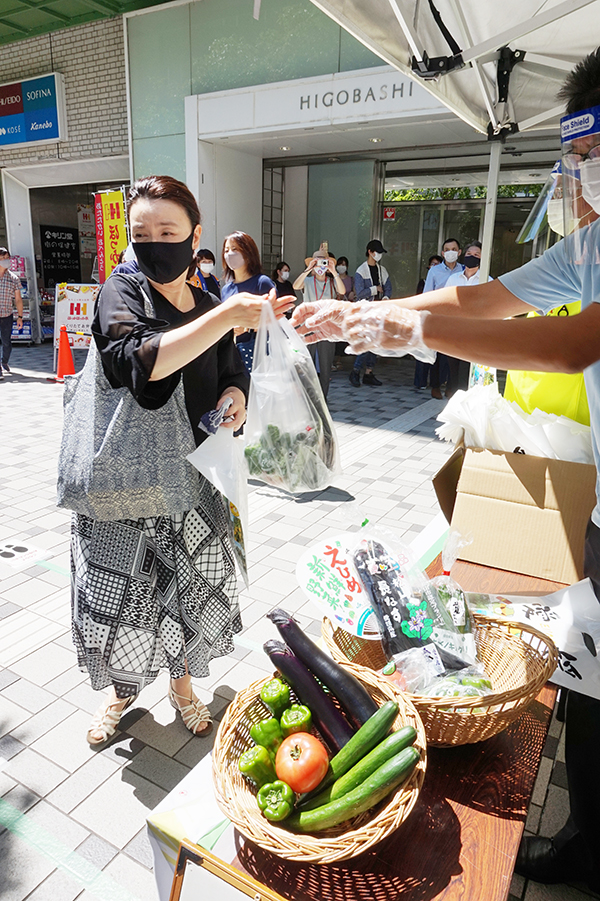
133 232 194 284
463 254 480 269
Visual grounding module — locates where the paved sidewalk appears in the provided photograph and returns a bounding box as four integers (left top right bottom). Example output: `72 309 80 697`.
0 344 588 901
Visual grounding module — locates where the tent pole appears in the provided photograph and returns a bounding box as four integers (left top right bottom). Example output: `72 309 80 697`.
479 141 501 282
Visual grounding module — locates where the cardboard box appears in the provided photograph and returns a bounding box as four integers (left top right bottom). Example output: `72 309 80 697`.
433 445 597 584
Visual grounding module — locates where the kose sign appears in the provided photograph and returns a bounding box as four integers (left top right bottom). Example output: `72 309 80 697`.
0 73 66 147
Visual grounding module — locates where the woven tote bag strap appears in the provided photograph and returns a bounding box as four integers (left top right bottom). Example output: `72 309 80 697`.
118 272 155 318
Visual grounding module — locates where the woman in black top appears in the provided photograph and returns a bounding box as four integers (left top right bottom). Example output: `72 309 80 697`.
73 175 293 746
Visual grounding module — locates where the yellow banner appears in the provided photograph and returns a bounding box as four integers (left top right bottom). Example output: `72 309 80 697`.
94 189 128 282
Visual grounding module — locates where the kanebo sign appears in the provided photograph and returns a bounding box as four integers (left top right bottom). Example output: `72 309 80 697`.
194 66 445 138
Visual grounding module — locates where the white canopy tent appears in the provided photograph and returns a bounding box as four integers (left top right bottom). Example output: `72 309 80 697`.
305 0 600 277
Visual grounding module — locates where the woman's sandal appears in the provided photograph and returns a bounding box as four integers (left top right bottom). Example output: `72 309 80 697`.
168 683 213 736
86 694 137 747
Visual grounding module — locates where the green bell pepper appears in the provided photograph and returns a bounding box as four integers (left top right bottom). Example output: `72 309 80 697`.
280 704 312 738
238 745 276 788
260 678 291 719
257 780 295 822
249 717 283 756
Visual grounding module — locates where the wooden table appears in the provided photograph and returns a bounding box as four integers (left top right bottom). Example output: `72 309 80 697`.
222 560 563 901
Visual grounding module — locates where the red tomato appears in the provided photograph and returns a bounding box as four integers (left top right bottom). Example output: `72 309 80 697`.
275 733 329 794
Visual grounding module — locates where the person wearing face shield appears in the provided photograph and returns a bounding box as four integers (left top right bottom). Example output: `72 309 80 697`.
293 244 346 398
349 239 392 387
66 176 294 749
291 47 600 894
0 247 23 377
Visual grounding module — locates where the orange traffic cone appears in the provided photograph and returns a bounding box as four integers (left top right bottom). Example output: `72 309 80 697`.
55 325 75 382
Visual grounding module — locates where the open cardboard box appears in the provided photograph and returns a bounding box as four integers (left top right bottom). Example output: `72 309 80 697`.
433 443 597 584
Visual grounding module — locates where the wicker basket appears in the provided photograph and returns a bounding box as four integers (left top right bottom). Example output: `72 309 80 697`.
212 665 427 864
321 615 558 747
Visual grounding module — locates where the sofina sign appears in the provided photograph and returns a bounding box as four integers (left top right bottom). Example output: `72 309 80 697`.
0 73 67 147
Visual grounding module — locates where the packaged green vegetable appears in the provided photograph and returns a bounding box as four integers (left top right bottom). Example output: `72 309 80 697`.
243 305 340 493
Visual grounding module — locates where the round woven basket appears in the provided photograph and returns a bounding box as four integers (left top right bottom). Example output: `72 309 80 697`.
321 615 558 746
212 665 427 864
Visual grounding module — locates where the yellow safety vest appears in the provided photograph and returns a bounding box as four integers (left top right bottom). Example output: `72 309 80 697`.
504 301 589 426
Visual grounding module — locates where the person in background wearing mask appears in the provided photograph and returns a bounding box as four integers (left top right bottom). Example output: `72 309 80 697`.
424 237 463 398
293 244 346 398
332 255 354 369
414 254 443 389
271 261 299 315
189 249 220 299
0 248 23 379
443 242 492 396
350 239 392 387
221 232 277 373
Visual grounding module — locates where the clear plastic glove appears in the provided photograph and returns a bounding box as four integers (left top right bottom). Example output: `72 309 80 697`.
290 300 348 344
343 303 436 363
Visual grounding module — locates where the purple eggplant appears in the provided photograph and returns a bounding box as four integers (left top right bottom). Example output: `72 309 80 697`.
263 640 354 752
267 609 378 730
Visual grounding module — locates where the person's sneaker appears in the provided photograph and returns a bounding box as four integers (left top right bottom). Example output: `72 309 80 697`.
2 363 9 373
349 370 361 387
363 372 382 386
0 370 4 380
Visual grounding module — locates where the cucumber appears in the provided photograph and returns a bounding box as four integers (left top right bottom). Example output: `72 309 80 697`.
304 699 399 800
285 746 420 833
298 725 417 810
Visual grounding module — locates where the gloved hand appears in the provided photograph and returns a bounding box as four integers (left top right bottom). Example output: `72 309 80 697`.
343 303 436 363
290 300 349 343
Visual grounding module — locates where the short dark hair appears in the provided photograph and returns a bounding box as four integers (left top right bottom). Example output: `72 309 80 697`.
337 256 349 267
222 231 262 282
127 175 200 230
271 260 289 280
442 237 461 250
428 254 442 266
464 241 482 255
0 247 10 257
558 47 600 114
196 248 215 264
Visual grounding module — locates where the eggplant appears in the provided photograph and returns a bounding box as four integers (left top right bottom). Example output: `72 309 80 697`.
267 609 378 730
263 640 354 753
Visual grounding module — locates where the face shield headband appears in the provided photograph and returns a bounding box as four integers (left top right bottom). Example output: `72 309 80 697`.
560 103 600 262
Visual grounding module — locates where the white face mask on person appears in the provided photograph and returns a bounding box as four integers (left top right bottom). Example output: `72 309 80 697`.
336 265 347 274
579 157 600 215
280 270 290 280
443 249 459 264
199 262 214 275
371 252 383 262
0 259 11 269
224 250 245 270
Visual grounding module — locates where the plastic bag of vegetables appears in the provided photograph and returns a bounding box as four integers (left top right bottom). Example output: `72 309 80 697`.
244 304 341 493
352 537 477 676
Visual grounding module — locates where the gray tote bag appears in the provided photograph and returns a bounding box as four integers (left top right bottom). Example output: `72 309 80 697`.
56 279 202 522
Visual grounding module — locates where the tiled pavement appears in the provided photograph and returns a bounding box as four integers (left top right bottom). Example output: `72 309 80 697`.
0 344 592 901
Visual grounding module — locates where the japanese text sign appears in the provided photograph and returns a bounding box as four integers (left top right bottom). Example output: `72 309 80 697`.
467 579 600 701
94 189 128 283
40 225 80 287
296 533 380 637
54 283 99 349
